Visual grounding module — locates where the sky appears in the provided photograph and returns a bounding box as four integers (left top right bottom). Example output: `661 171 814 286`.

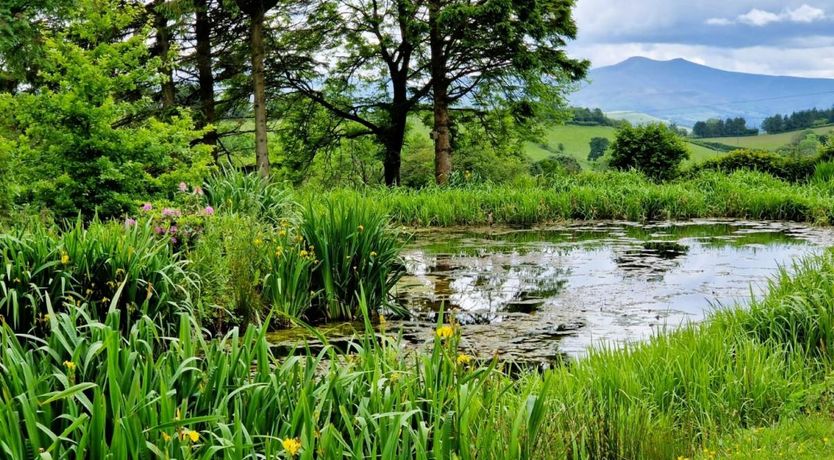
567 0 834 78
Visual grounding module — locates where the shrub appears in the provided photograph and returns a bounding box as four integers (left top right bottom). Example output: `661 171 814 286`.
0 220 196 333
300 200 406 321
693 149 816 182
610 123 689 181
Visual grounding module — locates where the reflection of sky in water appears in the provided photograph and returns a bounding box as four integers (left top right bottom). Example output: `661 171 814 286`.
396 221 833 357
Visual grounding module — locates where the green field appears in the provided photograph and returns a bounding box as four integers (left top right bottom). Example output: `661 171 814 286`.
703 125 834 151
525 124 723 167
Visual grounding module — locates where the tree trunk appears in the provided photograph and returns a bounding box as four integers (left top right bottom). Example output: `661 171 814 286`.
429 0 451 185
382 121 406 186
153 0 176 111
194 0 217 152
250 8 270 177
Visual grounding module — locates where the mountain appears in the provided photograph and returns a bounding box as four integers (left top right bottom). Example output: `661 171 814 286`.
570 57 834 128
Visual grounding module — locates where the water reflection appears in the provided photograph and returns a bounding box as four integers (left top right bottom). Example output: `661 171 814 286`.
395 220 832 357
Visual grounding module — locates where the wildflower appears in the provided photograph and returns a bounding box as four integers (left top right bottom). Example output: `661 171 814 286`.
456 354 473 366
436 325 454 339
171 237 178 245
254 237 263 247
299 249 308 258
60 252 70 265
358 224 365 233
154 226 164 235
162 208 181 217
282 438 302 456
389 372 400 383
124 217 136 227
379 314 386 327
178 182 188 193
142 203 153 212
162 432 171 442
204 206 215 216
169 225 178 235
187 430 199 442
278 229 287 238
370 251 378 257
63 360 76 371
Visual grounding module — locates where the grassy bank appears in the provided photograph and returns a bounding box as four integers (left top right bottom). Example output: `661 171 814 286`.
3 239 834 457
307 170 834 226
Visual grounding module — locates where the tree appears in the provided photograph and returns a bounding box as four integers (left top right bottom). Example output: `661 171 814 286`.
587 137 609 161
232 0 280 176
610 123 689 181
279 0 431 186
425 0 587 184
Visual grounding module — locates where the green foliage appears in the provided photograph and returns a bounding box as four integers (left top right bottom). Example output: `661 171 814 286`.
188 214 270 330
610 123 689 181
263 223 318 323
0 219 196 333
587 136 610 161
0 1 211 219
203 168 294 223
530 155 582 176
694 149 817 182
300 200 406 321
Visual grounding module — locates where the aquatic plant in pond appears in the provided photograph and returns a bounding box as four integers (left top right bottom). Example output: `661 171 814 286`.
300 199 407 321
203 167 294 223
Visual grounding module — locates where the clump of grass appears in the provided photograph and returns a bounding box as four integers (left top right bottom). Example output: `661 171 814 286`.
300 199 407 320
0 219 196 333
203 167 295 223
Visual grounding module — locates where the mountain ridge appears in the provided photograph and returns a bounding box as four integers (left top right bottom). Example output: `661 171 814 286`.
569 57 834 128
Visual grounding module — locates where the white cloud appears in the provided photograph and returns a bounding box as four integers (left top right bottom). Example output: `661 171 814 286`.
738 8 783 26
787 4 827 22
707 4 827 27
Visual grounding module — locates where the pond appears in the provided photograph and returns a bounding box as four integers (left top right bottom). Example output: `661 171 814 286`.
392 220 833 360
268 220 833 364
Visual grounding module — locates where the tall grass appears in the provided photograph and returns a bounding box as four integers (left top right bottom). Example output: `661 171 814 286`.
300 199 407 321
303 170 834 226
0 219 196 333
203 167 295 223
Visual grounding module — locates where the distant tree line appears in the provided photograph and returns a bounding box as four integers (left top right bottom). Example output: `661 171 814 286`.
761 107 834 134
570 107 618 126
692 118 758 138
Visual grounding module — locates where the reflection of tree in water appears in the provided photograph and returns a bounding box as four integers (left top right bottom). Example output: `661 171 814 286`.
613 241 690 279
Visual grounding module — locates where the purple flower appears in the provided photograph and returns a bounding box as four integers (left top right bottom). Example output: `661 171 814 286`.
169 225 178 235
142 203 153 212
154 226 164 235
125 218 136 227
162 208 181 217
204 206 215 216
193 186 204 196
178 182 188 193
171 237 178 244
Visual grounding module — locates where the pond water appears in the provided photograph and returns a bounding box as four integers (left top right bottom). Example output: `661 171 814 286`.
392 220 833 360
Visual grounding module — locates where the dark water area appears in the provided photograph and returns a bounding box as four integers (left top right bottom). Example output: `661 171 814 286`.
393 220 833 359
268 220 833 364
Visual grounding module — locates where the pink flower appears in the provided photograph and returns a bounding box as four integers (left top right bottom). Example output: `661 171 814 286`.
169 225 178 235
125 218 136 227
193 186 204 196
178 182 188 193
204 206 215 216
142 203 153 212
154 226 164 235
171 237 178 244
162 208 181 217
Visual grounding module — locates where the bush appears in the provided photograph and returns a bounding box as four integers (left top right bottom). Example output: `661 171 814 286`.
300 200 406 321
0 220 197 333
530 155 582 176
610 123 689 181
693 149 816 182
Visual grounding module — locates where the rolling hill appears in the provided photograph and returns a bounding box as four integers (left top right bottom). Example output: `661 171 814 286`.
570 57 834 128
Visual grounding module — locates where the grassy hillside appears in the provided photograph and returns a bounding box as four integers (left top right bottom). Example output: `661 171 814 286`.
703 125 834 151
525 124 723 167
